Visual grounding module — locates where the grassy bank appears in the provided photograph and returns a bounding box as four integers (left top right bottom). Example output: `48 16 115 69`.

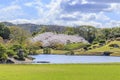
0 64 120 80
33 40 120 56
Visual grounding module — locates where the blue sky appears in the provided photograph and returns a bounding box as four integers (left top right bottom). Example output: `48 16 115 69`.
0 0 120 28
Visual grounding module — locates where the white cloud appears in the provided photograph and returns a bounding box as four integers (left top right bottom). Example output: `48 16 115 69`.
104 20 120 28
0 5 23 20
0 0 120 28
108 3 120 14
1 5 21 12
24 2 33 7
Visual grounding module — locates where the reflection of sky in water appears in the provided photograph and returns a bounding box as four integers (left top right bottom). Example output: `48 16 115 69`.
31 54 120 64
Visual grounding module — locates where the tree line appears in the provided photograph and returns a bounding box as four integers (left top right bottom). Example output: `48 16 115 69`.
32 25 120 43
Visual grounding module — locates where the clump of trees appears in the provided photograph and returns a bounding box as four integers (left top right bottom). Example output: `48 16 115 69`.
35 25 120 44
0 23 33 63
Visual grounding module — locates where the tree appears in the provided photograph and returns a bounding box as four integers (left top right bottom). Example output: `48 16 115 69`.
9 26 31 45
0 44 8 63
43 47 51 54
76 25 97 43
0 23 10 39
64 27 75 35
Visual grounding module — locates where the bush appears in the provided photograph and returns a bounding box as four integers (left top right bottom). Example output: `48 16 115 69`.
69 50 74 55
92 41 98 45
50 43 64 50
109 44 119 48
103 51 112 56
65 50 74 55
6 50 16 57
32 41 43 49
10 44 22 52
13 55 19 59
99 40 106 44
28 49 40 55
0 44 7 59
43 47 51 54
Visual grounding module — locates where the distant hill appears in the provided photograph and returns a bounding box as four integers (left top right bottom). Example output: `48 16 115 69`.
1 22 66 32
1 22 16 26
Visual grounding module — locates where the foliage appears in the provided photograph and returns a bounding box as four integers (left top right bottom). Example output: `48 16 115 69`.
109 44 119 48
50 42 64 50
17 49 25 60
9 26 31 44
43 47 51 54
6 49 16 57
66 50 74 55
0 44 7 61
64 27 75 35
0 36 4 44
0 23 10 39
10 44 23 52
75 26 96 43
64 43 88 50
86 40 120 56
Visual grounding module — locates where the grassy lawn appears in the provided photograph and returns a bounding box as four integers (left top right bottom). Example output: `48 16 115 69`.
64 43 87 50
36 49 69 54
86 41 120 56
88 41 120 52
30 40 120 56
0 64 120 80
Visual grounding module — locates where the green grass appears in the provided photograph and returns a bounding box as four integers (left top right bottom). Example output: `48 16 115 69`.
87 41 120 55
0 64 120 80
31 40 120 56
64 43 87 50
36 49 69 54
51 49 69 54
88 41 120 52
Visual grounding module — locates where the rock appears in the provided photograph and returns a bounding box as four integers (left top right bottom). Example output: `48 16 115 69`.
37 61 50 63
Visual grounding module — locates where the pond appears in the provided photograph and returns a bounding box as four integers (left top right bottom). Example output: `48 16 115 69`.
31 54 120 64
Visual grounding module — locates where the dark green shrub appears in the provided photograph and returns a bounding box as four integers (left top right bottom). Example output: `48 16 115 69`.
69 50 74 55
17 49 25 60
109 44 119 48
43 47 51 54
99 40 106 43
92 41 98 44
103 51 112 56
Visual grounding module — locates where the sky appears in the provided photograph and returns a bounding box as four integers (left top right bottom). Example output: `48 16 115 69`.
0 0 120 28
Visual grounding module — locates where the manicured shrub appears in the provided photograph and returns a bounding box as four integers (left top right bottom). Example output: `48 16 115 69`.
92 41 98 44
99 40 106 44
109 44 119 48
103 51 112 56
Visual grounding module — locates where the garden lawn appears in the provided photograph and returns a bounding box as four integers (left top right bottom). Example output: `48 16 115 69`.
0 64 120 80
